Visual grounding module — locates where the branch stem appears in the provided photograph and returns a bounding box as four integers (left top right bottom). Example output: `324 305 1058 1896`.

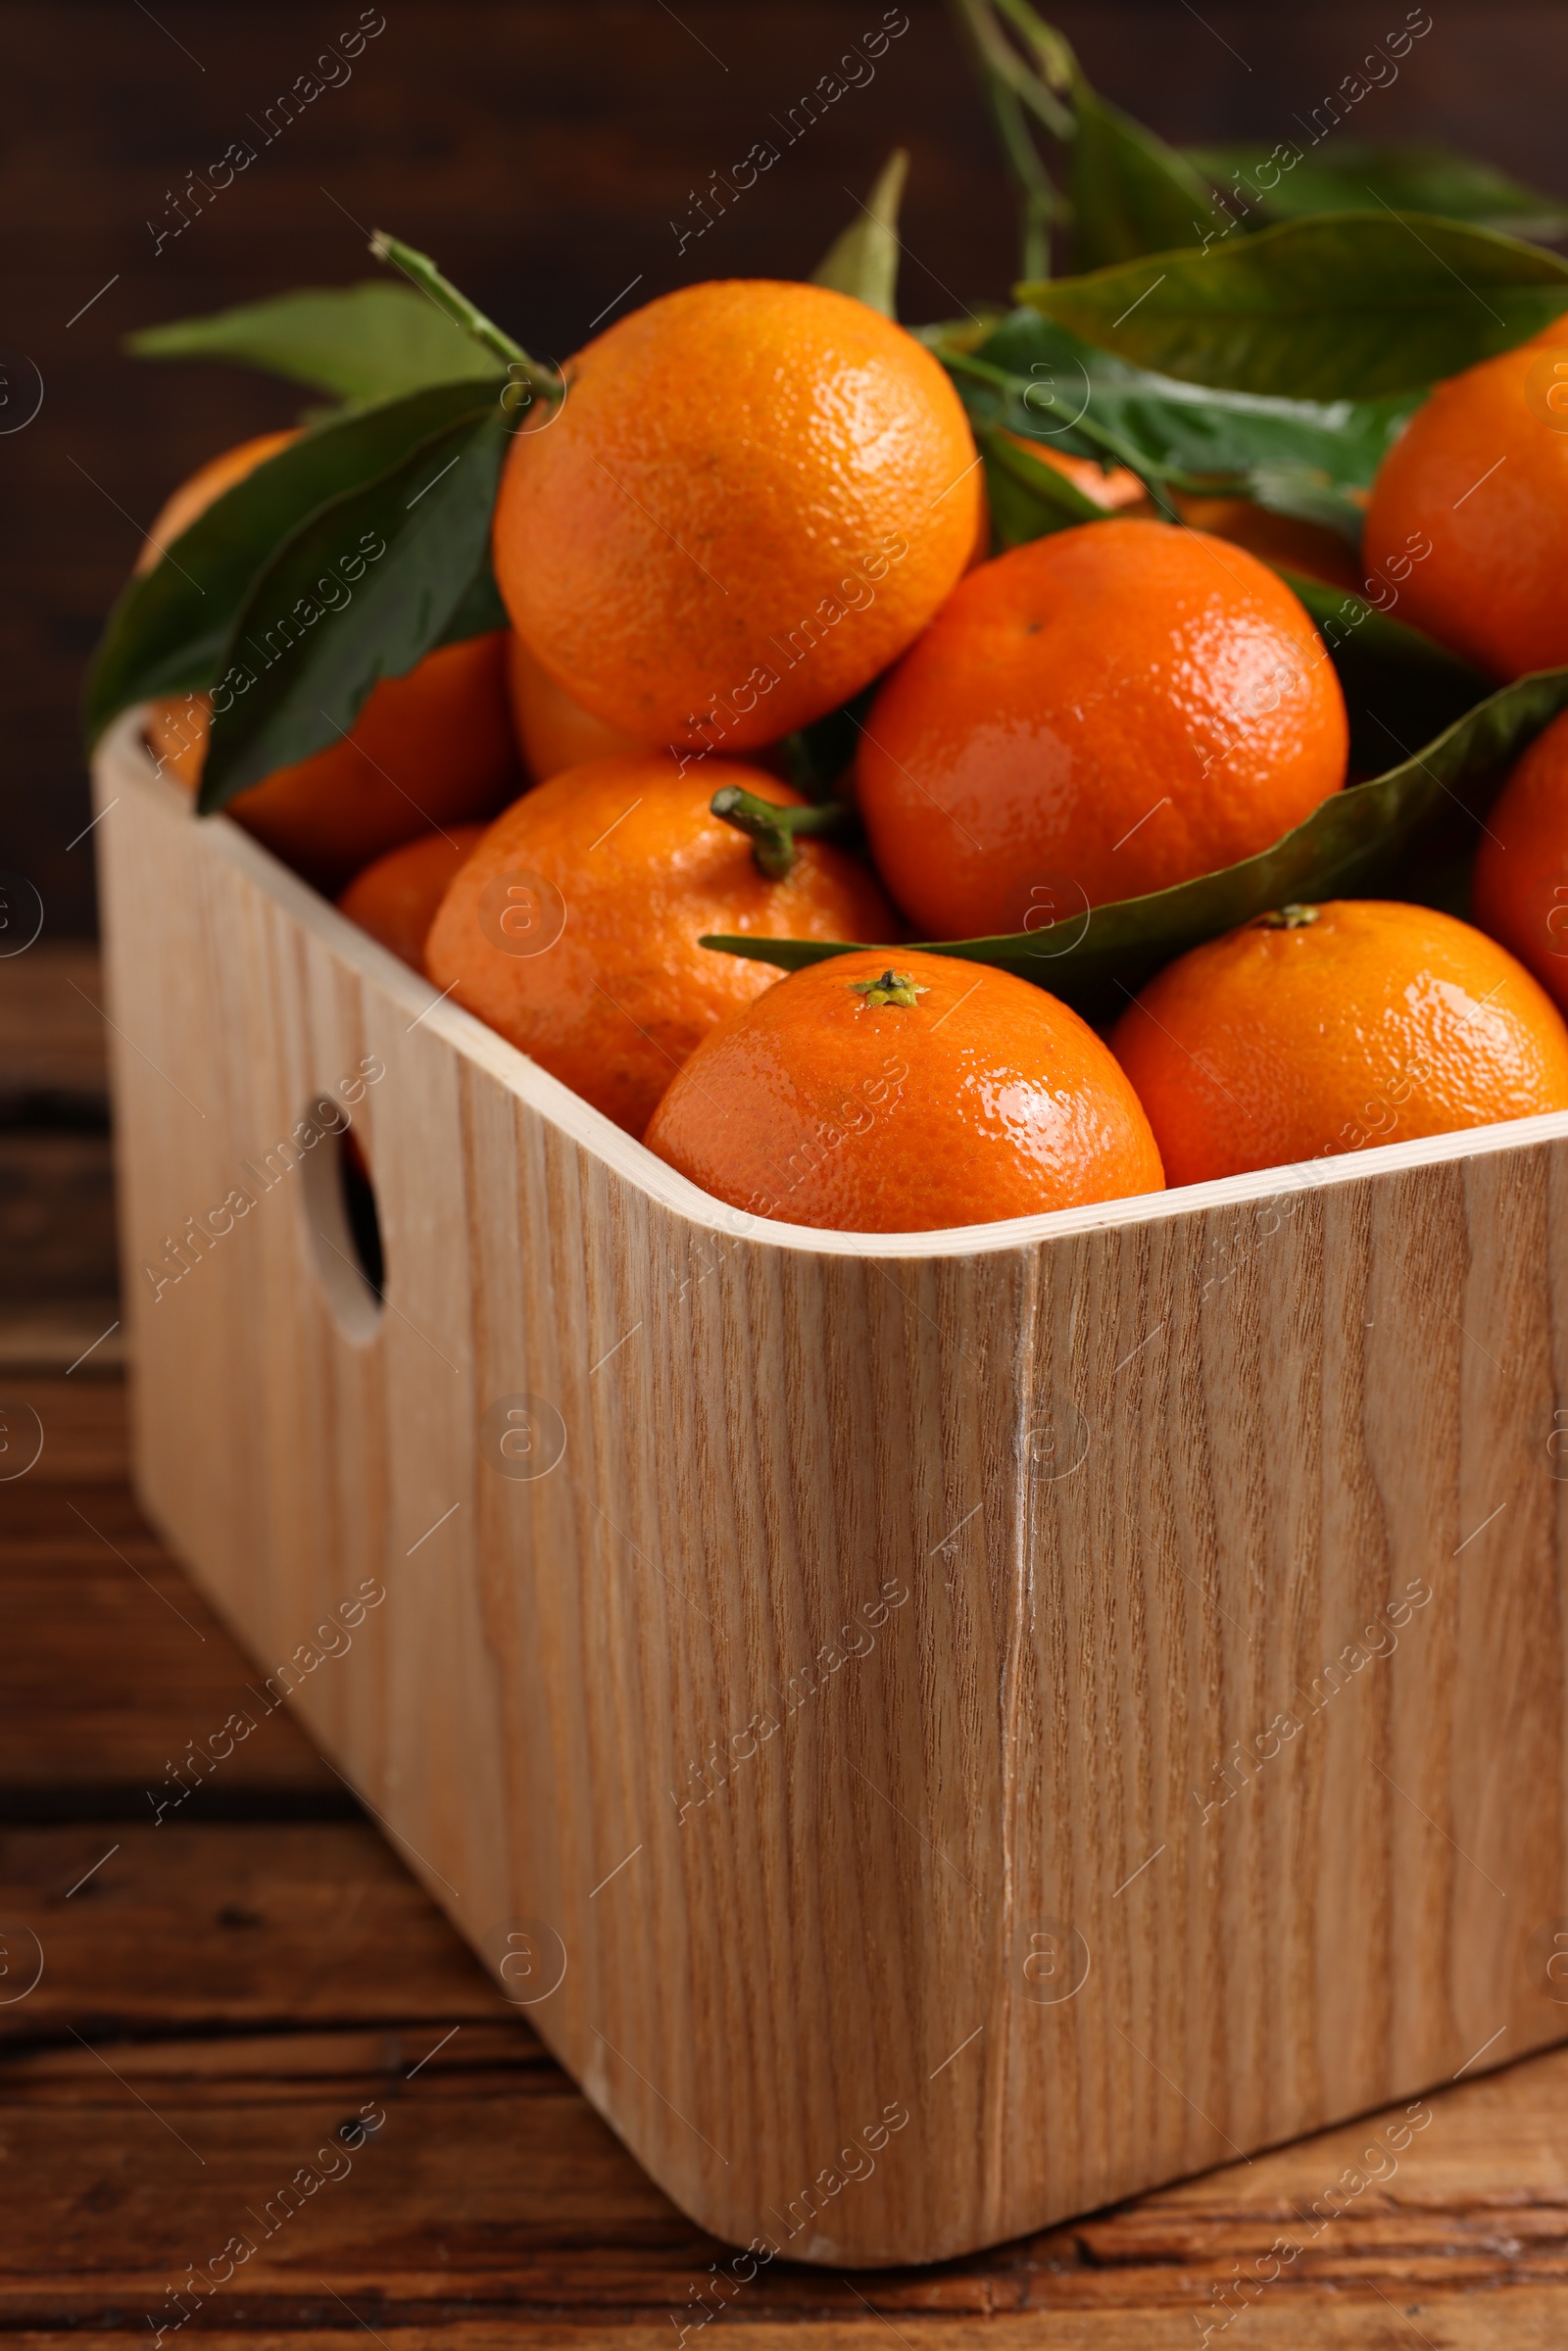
370 230 563 400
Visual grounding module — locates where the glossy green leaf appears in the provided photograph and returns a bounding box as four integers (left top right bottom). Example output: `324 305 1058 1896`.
811 148 908 318
1019 213 1568 399
1070 79 1217 270
979 424 1107 545
201 411 507 808
703 669 1568 1014
1243 465 1363 545
940 307 1419 523
86 379 504 745
124 281 505 402
1188 141 1568 242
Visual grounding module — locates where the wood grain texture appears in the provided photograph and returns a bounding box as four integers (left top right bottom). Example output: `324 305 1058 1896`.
9 1375 1568 2339
91 720 1568 2266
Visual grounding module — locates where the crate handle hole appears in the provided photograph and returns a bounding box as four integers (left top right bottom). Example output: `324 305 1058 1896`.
301 1103 384 1342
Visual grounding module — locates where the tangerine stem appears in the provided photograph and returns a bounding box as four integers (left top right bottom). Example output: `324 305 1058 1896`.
710 786 850 881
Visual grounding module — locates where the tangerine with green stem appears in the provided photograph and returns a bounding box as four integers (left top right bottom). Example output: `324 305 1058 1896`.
493 278 983 753
644 947 1165 1233
1110 899 1568 1186
423 753 896 1138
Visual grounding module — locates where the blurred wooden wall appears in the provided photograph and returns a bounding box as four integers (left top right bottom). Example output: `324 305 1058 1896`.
7 0 1568 935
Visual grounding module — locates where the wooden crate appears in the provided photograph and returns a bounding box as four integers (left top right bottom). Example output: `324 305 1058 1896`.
93 716 1568 2268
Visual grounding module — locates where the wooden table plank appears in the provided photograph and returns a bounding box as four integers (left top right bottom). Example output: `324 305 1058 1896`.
0 946 122 1373
10 2321 1568 2351
6 1375 1568 2342
0 944 107 1109
0 1825 515 2039
4 2016 1567 2323
1 1378 337 1806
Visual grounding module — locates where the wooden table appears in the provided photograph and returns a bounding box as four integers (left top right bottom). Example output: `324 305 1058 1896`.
5 951 1568 2346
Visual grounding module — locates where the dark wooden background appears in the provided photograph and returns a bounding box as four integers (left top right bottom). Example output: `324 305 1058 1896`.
8 0 1568 939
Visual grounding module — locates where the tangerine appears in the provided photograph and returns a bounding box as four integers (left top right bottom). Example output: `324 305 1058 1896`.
337 824 488 971
1000 437 1149 513
1363 334 1568 677
1472 705 1568 1009
857 517 1348 940
996 452 1362 586
493 279 982 753
506 630 644 781
146 633 519 895
423 753 896 1137
1110 899 1568 1187
644 948 1164 1233
1172 494 1364 594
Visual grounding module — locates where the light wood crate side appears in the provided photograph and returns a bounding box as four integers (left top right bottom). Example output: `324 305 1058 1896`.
94 738 1568 2265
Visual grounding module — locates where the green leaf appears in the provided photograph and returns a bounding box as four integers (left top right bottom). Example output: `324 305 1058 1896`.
200 408 507 809
811 148 908 318
435 554 510 648
1019 212 1568 399
1243 464 1363 545
941 308 1418 517
124 282 506 403
978 423 1107 546
702 669 1568 1015
86 379 504 745
1270 566 1490 774
1069 79 1218 270
1188 141 1568 243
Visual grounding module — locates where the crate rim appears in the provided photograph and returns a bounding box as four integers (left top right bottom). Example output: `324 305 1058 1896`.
102 708 1568 1267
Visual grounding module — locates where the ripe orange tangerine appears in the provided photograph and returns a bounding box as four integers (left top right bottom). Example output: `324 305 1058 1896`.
1363 333 1568 678
493 279 982 754
1172 494 1364 594
1472 705 1568 1010
999 436 1150 512
423 754 896 1138
644 948 1165 1233
147 633 519 895
1110 899 1568 1187
506 632 644 782
994 449 1361 586
857 517 1348 941
338 825 488 972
